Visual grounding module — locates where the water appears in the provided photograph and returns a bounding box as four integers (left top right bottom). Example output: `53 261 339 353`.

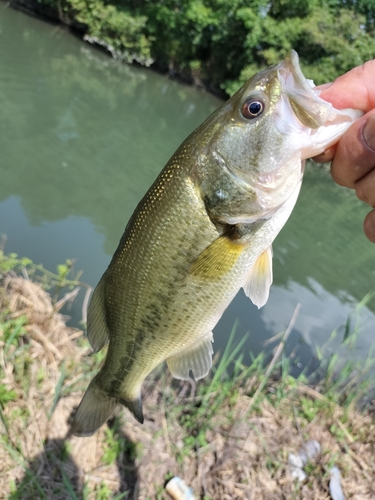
1 3 375 377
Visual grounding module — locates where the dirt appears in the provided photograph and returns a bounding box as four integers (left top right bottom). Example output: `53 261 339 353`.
1 275 375 499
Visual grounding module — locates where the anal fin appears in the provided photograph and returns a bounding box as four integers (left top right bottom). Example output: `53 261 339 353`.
119 395 144 424
167 332 214 381
243 246 273 309
87 279 110 352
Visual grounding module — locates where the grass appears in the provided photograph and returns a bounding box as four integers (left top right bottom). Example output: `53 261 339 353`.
1 255 375 498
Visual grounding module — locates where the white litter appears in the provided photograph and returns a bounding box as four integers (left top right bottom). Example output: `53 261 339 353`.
288 440 321 481
329 466 345 500
288 452 307 481
165 476 196 500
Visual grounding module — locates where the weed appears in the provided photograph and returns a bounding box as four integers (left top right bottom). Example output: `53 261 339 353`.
0 384 17 406
48 364 67 418
2 255 375 498
94 482 112 500
61 468 79 500
103 427 123 465
102 417 139 466
300 397 320 423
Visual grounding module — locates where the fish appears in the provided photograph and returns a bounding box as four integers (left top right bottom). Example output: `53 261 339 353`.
72 50 361 437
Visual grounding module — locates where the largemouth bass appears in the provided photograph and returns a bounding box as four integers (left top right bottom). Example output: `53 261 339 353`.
72 51 361 436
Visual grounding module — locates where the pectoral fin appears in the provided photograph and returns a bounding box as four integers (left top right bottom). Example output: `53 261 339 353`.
243 246 273 309
167 331 214 380
190 236 247 280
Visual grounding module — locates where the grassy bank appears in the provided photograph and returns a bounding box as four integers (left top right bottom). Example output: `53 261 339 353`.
1 254 375 499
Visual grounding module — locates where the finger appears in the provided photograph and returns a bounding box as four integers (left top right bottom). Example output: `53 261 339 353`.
314 61 375 163
318 60 375 112
364 210 375 243
356 168 375 207
330 112 375 188
313 145 336 163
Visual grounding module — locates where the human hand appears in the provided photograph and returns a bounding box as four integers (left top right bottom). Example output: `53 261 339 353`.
313 61 375 243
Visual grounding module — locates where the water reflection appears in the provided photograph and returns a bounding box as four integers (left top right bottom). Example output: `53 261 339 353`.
1 3 374 372
0 4 220 253
275 168 375 300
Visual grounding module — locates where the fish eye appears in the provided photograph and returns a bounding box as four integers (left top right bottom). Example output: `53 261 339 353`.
241 98 265 119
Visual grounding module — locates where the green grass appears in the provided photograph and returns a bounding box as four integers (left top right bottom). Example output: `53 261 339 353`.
1 251 375 497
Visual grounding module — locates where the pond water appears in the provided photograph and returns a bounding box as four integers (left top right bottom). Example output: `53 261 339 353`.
1 3 375 378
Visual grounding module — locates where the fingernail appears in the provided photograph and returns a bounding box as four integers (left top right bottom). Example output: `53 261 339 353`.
314 82 332 97
364 210 375 244
363 114 375 152
317 82 333 91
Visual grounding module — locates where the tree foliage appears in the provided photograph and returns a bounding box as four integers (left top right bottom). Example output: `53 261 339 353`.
38 0 375 93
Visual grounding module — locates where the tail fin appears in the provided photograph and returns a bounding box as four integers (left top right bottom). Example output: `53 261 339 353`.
72 378 118 437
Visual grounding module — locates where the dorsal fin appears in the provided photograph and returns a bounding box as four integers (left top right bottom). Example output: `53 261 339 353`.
87 280 110 352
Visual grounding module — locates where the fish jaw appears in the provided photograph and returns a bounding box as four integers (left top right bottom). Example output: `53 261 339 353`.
202 50 362 226
240 51 363 214
275 50 363 158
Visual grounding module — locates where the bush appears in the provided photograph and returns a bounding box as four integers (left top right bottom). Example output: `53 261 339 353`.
34 0 375 94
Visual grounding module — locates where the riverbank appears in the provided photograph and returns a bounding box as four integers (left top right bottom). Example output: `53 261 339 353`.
1 257 375 499
5 0 375 96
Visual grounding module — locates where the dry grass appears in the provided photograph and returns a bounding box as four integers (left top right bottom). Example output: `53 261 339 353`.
1 274 375 499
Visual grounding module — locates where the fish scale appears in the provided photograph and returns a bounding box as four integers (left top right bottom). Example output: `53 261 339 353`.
98 151 217 389
72 51 361 436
